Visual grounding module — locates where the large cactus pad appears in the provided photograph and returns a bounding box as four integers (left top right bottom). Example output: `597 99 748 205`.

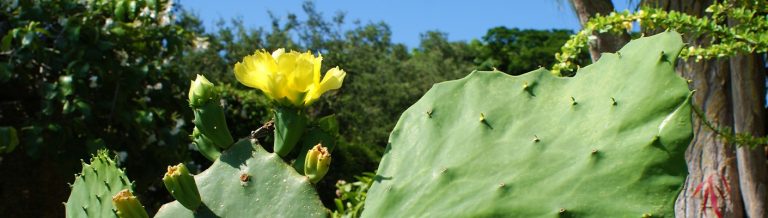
66 150 134 218
155 139 327 217
363 32 692 217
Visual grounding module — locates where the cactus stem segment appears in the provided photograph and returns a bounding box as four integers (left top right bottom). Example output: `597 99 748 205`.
273 107 309 157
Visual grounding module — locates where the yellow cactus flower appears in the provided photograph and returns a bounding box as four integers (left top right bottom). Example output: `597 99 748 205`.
234 49 346 107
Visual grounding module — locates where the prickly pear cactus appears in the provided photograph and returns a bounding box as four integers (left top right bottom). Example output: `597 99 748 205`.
155 139 327 217
65 150 134 218
363 32 692 217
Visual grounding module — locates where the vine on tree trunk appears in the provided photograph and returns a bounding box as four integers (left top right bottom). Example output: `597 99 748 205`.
552 0 768 75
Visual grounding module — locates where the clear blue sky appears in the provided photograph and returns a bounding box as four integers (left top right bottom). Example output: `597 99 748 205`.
178 0 636 48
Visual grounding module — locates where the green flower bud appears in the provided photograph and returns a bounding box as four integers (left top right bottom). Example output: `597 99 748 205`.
112 189 149 218
188 74 234 149
188 74 217 108
163 163 202 211
304 144 331 184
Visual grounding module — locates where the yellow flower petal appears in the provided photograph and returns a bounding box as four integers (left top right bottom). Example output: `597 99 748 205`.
304 67 346 105
234 50 277 97
313 54 323 85
234 48 344 108
271 48 285 59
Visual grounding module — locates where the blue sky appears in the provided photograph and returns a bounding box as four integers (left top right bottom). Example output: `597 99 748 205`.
179 0 636 48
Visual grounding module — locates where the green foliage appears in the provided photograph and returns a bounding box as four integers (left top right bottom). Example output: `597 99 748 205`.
364 32 693 217
1 1 197 213
332 172 375 218
693 105 768 148
0 127 19 154
216 84 272 138
154 139 328 217
553 0 768 74
474 27 590 75
1 0 193 157
66 150 134 218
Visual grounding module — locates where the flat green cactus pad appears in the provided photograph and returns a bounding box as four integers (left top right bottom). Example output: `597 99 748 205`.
66 150 134 218
363 32 692 217
155 139 327 217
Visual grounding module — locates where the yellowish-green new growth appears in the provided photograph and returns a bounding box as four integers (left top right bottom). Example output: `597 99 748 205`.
188 74 217 107
112 189 149 218
304 143 331 184
162 163 202 211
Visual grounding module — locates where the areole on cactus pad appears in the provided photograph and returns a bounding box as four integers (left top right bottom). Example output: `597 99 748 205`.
363 32 693 217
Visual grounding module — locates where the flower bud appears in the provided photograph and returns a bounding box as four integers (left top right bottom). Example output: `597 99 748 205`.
188 75 234 149
188 74 217 108
112 189 149 218
162 163 202 211
304 144 331 184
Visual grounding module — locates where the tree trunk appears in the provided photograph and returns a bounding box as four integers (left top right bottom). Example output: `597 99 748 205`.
569 0 630 62
730 51 768 218
570 0 768 217
674 57 744 218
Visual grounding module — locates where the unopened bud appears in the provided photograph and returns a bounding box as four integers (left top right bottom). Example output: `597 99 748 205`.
112 189 149 218
162 163 201 210
188 74 217 107
304 144 331 184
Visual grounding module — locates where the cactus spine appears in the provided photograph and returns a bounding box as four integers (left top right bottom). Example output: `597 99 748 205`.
65 150 135 218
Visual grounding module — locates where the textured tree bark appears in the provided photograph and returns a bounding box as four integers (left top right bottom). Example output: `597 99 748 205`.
730 52 768 218
641 1 747 217
569 0 762 217
569 0 630 61
674 57 744 218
